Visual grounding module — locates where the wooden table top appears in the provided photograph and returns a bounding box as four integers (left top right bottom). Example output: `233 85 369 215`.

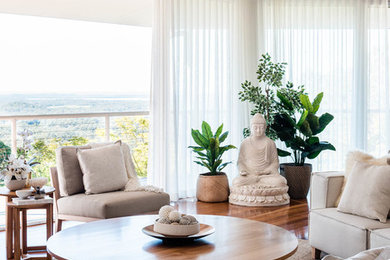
0 186 55 198
47 215 298 260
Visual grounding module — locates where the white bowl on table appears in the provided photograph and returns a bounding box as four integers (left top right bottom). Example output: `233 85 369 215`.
153 220 200 236
15 189 33 199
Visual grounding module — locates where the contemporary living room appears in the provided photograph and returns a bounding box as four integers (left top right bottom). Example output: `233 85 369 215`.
0 0 389 259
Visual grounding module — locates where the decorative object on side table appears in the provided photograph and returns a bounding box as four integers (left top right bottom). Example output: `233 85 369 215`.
15 189 33 199
188 121 236 202
0 129 40 190
0 154 31 190
238 53 335 199
229 113 290 207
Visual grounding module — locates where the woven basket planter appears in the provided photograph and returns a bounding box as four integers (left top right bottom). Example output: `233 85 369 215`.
280 163 312 199
196 173 229 202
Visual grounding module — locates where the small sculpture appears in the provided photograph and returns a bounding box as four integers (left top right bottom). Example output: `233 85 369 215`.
156 205 198 225
229 113 290 206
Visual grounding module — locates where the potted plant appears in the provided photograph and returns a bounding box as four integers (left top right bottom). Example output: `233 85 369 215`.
271 91 335 199
239 53 335 199
0 130 40 190
189 121 236 202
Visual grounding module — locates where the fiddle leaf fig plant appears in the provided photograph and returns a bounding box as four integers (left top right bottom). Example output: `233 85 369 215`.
189 121 236 175
271 91 336 165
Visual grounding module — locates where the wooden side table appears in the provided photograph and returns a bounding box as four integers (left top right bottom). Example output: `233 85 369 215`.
8 201 53 260
0 186 55 260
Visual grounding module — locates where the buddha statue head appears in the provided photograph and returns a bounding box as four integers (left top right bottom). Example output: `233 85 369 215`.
250 113 266 137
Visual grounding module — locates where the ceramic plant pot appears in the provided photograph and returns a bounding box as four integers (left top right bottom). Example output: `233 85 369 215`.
280 163 312 199
5 179 27 191
196 173 229 202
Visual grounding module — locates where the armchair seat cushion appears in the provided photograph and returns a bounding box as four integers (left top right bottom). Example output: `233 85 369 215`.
57 191 170 219
310 208 390 258
370 228 390 248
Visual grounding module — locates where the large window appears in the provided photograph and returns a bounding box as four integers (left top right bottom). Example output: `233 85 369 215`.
0 13 152 229
0 14 151 179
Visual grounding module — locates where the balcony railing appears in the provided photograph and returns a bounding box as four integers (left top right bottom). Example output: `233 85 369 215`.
0 111 149 230
0 111 149 154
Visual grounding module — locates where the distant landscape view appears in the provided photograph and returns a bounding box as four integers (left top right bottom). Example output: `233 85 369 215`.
0 93 150 180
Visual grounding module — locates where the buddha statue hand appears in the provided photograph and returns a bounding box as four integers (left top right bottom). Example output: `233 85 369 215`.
239 171 248 176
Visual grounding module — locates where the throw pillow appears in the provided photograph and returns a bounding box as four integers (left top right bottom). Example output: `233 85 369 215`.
77 143 128 194
335 151 390 206
337 161 390 223
88 140 139 181
56 145 91 196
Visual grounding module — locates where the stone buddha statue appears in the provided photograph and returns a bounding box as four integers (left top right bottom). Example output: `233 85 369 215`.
229 113 290 206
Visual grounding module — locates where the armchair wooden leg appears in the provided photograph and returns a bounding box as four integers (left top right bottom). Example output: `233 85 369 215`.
55 218 63 233
312 247 321 259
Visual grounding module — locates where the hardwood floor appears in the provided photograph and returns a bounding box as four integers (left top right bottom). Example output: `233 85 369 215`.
174 198 309 240
0 198 309 259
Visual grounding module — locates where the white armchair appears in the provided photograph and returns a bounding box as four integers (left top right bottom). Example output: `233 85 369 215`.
309 171 390 259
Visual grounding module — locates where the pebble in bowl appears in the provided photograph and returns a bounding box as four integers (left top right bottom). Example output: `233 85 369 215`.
154 205 200 236
15 189 33 199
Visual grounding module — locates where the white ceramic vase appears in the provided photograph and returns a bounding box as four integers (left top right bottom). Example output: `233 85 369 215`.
5 179 27 191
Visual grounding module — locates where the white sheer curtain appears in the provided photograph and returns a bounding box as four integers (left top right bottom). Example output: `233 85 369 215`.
150 0 389 199
149 0 256 200
257 0 389 171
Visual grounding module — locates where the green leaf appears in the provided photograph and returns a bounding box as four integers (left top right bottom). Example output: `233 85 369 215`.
306 113 320 133
299 121 312 137
277 148 291 157
194 151 208 158
202 121 213 139
312 92 323 113
307 136 319 145
218 145 237 158
314 113 334 135
297 110 308 128
191 129 206 147
209 138 217 162
194 161 212 172
212 159 223 173
277 90 293 110
195 130 210 147
219 131 229 142
300 94 313 113
305 141 336 160
215 124 223 138
188 146 205 152
218 161 232 171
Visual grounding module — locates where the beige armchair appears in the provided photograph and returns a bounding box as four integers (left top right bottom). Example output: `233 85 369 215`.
50 143 170 232
309 171 390 259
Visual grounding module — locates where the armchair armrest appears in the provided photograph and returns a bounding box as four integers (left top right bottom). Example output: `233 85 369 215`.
310 171 344 210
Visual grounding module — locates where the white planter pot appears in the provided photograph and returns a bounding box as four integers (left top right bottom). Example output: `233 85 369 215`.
5 179 26 191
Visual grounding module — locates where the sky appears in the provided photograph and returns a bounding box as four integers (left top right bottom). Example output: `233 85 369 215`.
0 13 152 95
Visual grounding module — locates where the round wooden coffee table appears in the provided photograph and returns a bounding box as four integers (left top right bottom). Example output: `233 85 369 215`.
47 215 298 260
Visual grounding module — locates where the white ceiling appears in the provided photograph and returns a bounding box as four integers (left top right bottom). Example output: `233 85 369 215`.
0 0 153 27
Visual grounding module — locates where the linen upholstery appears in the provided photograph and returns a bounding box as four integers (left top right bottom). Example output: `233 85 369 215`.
56 145 91 196
310 208 390 258
57 190 170 219
323 247 390 260
310 171 344 209
335 151 390 206
370 229 390 248
89 141 140 184
337 161 390 223
77 143 128 194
